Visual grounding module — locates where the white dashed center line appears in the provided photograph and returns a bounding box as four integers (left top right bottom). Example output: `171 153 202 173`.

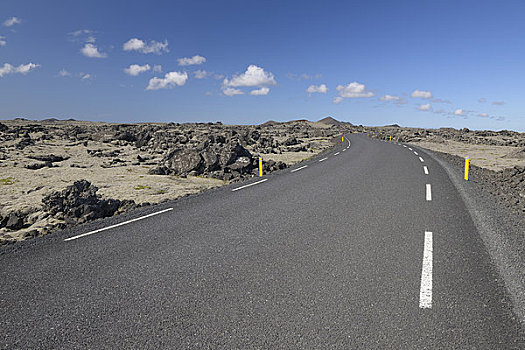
403 145 407 148
423 166 429 175
408 147 413 151
334 152 340 156
343 149 346 152
426 184 432 201
414 152 419 155
64 208 174 241
232 178 268 192
419 157 425 162
419 231 433 309
291 165 308 173
319 157 328 162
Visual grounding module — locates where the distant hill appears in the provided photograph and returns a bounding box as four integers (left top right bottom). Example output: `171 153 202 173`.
262 119 311 126
318 116 353 127
261 120 280 126
261 117 353 128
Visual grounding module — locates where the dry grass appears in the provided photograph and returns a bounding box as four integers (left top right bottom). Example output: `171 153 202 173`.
412 140 525 171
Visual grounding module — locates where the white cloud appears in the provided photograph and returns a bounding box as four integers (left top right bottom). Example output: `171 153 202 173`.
379 94 408 107
478 113 489 118
335 82 374 99
123 38 168 55
139 40 168 54
153 64 162 73
306 84 328 94
223 65 276 87
410 89 433 99
418 103 431 111
250 87 270 95
58 69 71 77
333 96 344 104
492 101 505 106
124 64 151 76
222 87 244 96
146 71 188 90
478 97 486 103
454 108 463 115
287 73 322 81
379 94 400 101
287 73 301 80
81 43 107 58
0 62 40 78
432 98 451 104
123 38 143 51
194 70 209 79
0 36 6 46
0 64 15 77
3 17 21 27
58 69 95 80
14 63 39 74
70 29 92 37
68 29 96 45
178 55 206 66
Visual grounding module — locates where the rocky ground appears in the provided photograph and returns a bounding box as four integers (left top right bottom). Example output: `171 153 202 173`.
363 125 525 216
0 118 348 244
2 119 523 245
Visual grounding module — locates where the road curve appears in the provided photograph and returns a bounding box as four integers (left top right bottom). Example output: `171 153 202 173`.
1 134 524 348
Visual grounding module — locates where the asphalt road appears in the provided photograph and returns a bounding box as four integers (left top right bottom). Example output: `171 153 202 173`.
1 134 524 349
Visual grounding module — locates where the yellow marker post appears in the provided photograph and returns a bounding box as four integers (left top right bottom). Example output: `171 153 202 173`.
389 136 392 141
464 157 469 181
258 157 263 177
342 135 344 142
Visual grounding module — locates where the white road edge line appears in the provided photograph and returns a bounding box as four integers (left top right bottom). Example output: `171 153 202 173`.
408 147 413 151
403 145 407 148
426 184 432 201
334 152 340 156
414 152 419 155
291 165 308 173
232 178 268 192
419 157 425 162
64 208 174 242
419 231 433 309
319 157 328 162
423 166 429 175
343 149 346 152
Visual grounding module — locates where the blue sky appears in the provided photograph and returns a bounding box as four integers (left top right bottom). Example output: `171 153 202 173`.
1 0 524 131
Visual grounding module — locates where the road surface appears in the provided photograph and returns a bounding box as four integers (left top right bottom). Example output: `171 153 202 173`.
1 134 524 348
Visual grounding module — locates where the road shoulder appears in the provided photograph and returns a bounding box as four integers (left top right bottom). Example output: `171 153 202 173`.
420 146 525 327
